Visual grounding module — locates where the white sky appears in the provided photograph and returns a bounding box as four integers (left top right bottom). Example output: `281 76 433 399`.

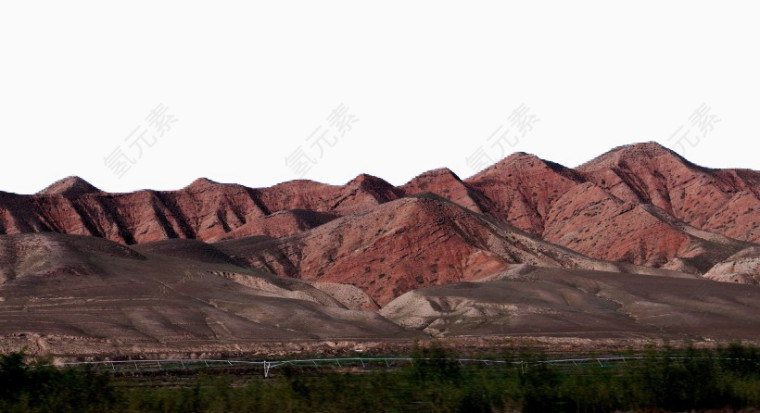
1 1 758 194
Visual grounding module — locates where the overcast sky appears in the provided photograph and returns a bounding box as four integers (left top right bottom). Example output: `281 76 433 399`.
1 1 758 194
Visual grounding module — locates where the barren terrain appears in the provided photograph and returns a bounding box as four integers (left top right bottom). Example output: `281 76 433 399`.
1 142 760 358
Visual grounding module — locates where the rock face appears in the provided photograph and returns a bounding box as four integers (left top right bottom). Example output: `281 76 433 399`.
541 185 753 271
0 174 402 245
0 142 758 297
464 153 585 235
578 143 760 243
217 196 518 305
215 195 685 305
401 168 486 213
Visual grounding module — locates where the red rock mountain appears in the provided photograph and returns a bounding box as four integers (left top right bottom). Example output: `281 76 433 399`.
1 142 758 303
578 143 760 242
214 194 690 305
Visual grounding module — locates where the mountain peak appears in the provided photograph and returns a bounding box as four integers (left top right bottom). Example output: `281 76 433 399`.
185 178 219 190
578 141 689 171
38 176 101 197
404 168 462 185
494 152 545 168
347 173 394 189
467 152 555 182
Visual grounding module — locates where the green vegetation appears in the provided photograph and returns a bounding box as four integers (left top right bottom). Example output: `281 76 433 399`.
0 352 116 413
4 344 760 412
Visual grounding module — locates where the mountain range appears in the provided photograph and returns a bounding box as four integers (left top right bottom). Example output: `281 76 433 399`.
3 141 760 357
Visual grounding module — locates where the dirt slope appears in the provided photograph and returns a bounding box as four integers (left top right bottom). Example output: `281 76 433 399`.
0 233 406 356
381 266 760 340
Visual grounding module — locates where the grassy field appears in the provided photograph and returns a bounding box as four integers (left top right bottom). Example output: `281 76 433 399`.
4 344 760 412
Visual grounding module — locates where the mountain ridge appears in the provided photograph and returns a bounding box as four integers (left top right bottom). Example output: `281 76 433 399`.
1 142 758 274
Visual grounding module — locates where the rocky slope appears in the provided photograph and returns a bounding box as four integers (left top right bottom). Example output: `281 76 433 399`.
215 195 689 305
578 143 760 242
0 142 758 289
